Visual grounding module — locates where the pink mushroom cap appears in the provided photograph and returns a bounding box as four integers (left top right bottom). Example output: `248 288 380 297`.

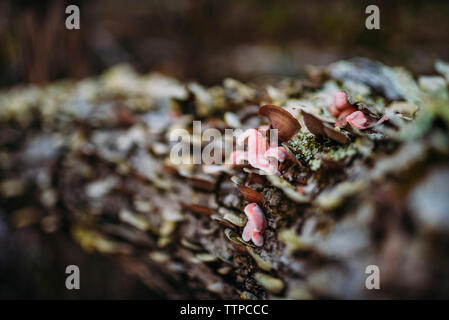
244 203 266 232
233 128 283 175
334 91 351 111
346 111 369 129
329 91 356 118
237 128 268 153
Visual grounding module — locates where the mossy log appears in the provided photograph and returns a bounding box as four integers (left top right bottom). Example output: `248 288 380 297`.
1 59 449 299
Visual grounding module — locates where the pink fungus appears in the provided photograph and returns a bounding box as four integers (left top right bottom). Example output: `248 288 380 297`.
346 112 388 130
243 203 267 246
329 91 357 127
329 91 352 117
335 107 356 128
231 128 282 175
251 232 264 247
237 128 268 158
329 91 386 130
242 222 254 242
244 203 266 231
346 111 369 129
264 146 288 162
231 150 249 164
334 91 352 111
258 125 271 137
253 158 281 176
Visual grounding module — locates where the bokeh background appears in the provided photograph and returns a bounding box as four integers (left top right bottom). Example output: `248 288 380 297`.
1 0 449 88
1 0 449 299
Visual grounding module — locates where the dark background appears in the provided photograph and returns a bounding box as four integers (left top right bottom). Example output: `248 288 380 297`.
0 0 448 299
0 0 448 88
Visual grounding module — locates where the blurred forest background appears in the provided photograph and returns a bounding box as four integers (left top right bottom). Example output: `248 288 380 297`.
1 0 449 87
0 0 449 299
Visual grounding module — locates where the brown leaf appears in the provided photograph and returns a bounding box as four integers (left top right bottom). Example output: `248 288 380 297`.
259 105 301 142
180 202 215 216
231 176 265 207
186 176 216 192
302 111 325 136
225 228 251 254
322 123 349 144
320 156 345 171
302 111 349 144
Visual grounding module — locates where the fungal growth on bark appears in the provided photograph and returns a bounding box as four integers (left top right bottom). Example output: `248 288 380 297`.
242 203 267 247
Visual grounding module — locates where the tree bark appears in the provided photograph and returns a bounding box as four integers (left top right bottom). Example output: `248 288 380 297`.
1 60 449 299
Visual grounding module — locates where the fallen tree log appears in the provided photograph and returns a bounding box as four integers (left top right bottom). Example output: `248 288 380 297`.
1 58 449 299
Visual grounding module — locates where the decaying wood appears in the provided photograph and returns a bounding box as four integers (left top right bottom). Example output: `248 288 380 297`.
1 59 449 299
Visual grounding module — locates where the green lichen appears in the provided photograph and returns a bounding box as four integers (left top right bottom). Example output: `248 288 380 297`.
288 131 329 162
288 131 358 171
326 144 357 160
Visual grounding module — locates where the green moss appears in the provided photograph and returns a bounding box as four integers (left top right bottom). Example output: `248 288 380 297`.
288 131 358 171
289 131 329 162
327 144 357 160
